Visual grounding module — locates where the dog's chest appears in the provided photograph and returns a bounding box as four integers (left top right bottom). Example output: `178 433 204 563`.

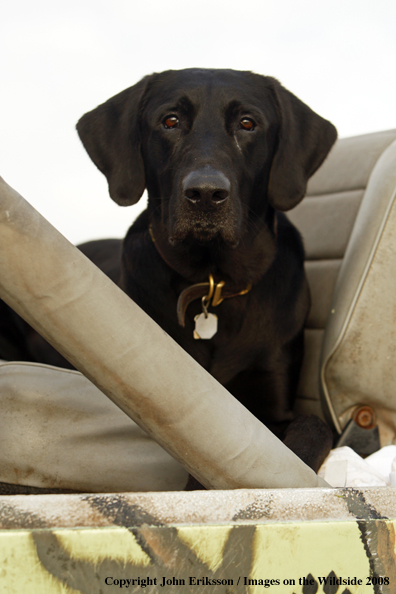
122 237 276 385
171 296 267 384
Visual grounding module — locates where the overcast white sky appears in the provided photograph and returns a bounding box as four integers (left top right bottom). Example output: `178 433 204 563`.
1 0 396 244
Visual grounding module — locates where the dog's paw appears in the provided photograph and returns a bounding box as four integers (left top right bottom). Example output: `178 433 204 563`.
184 474 206 491
283 415 334 473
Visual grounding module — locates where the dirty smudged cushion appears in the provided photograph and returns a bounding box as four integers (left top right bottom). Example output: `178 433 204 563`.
0 361 188 492
288 129 396 443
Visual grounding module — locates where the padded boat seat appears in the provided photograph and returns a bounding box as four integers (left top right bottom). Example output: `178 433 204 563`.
288 129 396 444
1 129 396 492
0 360 189 492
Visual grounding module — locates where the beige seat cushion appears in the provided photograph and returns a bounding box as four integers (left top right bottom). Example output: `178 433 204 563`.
0 360 188 492
288 129 396 445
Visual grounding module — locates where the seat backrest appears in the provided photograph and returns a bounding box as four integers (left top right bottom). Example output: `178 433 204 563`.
287 129 396 444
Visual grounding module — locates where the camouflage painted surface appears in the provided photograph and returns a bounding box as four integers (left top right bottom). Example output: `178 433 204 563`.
1 488 396 593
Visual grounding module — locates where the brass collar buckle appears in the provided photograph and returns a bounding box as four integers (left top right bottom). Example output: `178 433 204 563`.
203 274 226 308
176 274 252 329
203 274 252 308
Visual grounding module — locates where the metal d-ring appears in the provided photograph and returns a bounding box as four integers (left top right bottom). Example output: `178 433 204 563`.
203 274 215 309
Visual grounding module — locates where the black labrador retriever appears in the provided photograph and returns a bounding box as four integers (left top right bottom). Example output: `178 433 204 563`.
0 69 336 481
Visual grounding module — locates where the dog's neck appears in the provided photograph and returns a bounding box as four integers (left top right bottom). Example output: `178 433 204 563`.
149 214 277 287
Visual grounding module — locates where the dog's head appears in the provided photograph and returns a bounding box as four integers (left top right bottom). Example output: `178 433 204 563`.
77 69 336 248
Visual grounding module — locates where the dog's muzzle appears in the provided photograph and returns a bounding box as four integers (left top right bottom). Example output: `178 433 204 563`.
169 166 240 246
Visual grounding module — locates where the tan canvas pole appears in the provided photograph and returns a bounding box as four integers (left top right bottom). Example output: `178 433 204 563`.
0 177 328 489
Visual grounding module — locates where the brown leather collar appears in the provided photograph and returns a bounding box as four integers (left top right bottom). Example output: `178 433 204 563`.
177 275 251 327
149 225 252 327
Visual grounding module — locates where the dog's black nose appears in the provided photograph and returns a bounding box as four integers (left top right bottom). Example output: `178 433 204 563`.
182 168 230 205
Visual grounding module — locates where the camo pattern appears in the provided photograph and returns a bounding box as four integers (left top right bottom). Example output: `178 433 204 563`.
0 488 395 593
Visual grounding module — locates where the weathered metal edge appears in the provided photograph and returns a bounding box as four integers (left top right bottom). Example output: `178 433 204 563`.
1 487 396 530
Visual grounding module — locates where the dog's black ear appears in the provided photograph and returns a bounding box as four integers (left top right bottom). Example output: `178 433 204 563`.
267 79 337 211
76 76 151 206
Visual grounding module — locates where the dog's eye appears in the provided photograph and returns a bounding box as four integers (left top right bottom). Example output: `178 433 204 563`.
163 116 180 129
240 118 255 131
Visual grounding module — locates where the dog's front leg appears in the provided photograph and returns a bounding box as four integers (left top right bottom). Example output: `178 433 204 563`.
225 367 333 473
282 415 333 473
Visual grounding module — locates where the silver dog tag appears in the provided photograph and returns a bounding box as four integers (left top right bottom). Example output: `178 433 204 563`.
193 312 218 339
